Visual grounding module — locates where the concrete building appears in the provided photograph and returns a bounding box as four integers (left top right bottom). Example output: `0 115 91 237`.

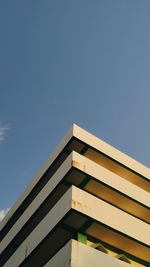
0 124 149 267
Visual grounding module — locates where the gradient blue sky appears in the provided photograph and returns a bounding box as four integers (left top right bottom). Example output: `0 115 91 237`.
0 1 150 216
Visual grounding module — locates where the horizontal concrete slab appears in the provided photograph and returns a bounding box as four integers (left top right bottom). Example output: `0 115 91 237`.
71 187 150 246
0 124 74 232
73 124 150 183
44 239 144 267
1 152 149 259
3 187 73 267
71 239 133 267
1 124 150 232
3 186 149 266
70 152 150 223
0 153 72 255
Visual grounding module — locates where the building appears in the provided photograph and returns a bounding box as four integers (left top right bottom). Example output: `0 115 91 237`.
0 124 149 267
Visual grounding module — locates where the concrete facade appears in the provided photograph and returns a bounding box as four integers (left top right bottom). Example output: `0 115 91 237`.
0 124 149 267
45 240 141 267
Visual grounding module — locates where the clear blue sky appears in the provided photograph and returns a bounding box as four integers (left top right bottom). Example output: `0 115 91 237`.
0 1 150 214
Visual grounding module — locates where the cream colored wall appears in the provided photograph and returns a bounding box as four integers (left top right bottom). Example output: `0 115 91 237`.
44 240 72 267
73 124 150 180
1 124 150 266
3 187 73 267
0 152 72 255
44 240 138 267
3 186 149 266
72 151 150 207
71 240 132 267
2 123 149 231
71 187 150 246
1 151 149 256
0 124 73 231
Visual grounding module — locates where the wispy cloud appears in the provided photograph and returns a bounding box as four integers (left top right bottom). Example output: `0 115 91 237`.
0 208 10 222
0 122 9 143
